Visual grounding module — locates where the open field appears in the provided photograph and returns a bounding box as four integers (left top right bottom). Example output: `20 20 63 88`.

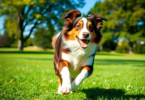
0 50 145 99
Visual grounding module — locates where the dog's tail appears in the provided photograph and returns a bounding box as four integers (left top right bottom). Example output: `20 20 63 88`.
51 33 60 48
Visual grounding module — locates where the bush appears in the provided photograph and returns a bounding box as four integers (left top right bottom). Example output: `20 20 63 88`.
33 27 53 49
133 44 145 54
116 40 130 53
116 46 123 53
102 39 117 52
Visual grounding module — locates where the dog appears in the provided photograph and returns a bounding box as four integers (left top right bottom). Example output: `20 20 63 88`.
52 10 107 94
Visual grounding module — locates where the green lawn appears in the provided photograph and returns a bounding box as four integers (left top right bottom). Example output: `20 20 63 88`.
0 51 145 100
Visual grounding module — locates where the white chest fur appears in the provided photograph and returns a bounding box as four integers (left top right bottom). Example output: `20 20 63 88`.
62 40 97 78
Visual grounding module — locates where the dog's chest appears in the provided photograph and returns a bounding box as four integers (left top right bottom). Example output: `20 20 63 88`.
61 42 97 78
61 50 88 78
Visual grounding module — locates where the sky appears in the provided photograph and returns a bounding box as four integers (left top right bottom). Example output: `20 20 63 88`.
0 16 4 35
78 0 98 15
0 0 100 36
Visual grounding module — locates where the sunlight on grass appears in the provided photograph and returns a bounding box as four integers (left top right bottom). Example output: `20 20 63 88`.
0 51 145 99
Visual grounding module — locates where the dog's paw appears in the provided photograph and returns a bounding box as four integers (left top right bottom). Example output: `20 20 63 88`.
58 85 62 94
61 84 72 95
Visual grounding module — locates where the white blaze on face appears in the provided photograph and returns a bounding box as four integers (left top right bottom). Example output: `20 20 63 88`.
78 18 91 40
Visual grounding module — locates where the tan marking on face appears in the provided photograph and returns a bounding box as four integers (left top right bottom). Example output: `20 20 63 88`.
78 20 83 27
87 22 92 27
67 20 83 40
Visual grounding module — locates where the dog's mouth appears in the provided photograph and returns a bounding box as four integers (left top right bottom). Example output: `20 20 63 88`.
76 36 90 49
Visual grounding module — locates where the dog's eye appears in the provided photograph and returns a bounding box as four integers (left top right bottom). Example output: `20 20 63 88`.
89 25 94 32
76 24 81 31
76 24 81 28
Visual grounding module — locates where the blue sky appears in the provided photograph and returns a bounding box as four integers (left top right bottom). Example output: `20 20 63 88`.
78 0 99 15
0 0 99 36
0 16 5 35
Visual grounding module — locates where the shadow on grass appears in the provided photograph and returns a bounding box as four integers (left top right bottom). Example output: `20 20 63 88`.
80 88 145 99
94 59 145 67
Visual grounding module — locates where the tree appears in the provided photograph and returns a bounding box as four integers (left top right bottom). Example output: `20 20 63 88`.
0 16 19 47
33 26 54 49
89 1 101 15
0 0 85 50
0 33 8 47
89 0 145 52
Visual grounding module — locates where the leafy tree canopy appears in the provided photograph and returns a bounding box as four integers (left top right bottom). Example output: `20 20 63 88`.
0 0 85 50
33 26 53 49
89 0 145 43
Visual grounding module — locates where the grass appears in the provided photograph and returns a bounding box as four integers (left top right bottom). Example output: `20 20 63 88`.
0 50 145 100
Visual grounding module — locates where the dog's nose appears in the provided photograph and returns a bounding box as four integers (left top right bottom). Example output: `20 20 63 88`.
83 32 89 38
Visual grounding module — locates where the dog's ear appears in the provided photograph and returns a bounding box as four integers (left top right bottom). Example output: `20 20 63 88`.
88 14 107 44
88 14 107 31
62 10 81 31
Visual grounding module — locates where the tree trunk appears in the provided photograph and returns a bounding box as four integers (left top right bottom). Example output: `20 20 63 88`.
17 8 39 50
17 13 25 51
100 44 102 52
129 41 134 54
17 34 23 50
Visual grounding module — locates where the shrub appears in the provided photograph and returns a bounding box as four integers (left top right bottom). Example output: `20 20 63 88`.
141 45 145 54
33 27 53 49
116 40 130 53
102 39 117 52
116 45 123 53
133 44 145 54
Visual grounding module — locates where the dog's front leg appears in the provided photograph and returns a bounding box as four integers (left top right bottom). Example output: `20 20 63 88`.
60 61 71 94
71 67 91 91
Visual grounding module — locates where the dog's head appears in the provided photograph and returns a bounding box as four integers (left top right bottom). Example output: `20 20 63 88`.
62 10 107 49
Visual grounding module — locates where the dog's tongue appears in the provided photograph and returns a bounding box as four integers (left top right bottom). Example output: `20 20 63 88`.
79 39 88 48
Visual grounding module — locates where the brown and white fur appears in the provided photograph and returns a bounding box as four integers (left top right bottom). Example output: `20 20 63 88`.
52 10 107 94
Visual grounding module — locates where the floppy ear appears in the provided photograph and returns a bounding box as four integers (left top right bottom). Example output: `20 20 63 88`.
88 14 107 31
88 14 107 44
62 10 81 31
